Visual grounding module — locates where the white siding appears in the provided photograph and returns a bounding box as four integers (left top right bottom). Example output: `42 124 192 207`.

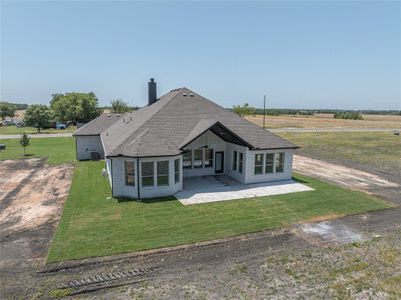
244 149 294 184
76 136 104 160
225 143 248 183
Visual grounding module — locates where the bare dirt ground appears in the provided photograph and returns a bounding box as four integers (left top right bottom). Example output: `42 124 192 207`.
0 159 73 298
0 156 400 299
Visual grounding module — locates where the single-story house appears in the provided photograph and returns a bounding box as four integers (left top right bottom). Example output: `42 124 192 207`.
74 79 298 199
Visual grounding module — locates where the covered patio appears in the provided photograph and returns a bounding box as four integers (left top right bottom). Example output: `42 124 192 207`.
175 175 314 205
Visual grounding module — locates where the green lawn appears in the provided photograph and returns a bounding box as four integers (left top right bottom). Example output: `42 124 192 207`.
0 137 75 164
277 132 401 176
0 125 76 135
47 161 394 262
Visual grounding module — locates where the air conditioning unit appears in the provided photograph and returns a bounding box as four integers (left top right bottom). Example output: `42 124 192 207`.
90 151 100 161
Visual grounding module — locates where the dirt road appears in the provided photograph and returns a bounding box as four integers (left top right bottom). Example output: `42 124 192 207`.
0 157 400 299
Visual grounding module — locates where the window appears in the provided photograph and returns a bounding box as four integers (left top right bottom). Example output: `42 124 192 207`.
125 161 135 186
183 151 192 169
157 161 169 186
233 151 237 171
238 152 243 173
265 153 274 173
275 152 285 173
193 149 203 168
141 161 154 187
254 154 263 175
174 159 180 183
204 149 213 168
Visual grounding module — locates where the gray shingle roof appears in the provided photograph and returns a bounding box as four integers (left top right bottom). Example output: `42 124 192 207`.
99 88 298 157
74 113 126 136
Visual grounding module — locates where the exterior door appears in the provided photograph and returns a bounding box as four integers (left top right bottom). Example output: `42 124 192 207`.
215 152 224 174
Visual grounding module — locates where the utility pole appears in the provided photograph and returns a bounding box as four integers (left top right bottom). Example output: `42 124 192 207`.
263 95 266 129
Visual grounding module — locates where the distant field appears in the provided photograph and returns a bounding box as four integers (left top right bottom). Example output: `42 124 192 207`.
246 114 401 129
277 132 401 177
0 125 76 135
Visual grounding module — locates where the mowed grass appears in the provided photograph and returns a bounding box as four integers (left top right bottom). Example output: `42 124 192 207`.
277 132 401 176
47 161 393 262
0 125 76 135
0 137 75 164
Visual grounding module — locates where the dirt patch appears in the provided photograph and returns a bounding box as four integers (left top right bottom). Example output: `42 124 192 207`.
0 159 74 233
293 155 399 191
305 213 343 223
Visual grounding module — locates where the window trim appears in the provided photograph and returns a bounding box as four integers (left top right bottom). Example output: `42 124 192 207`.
183 150 193 169
157 161 169 186
238 152 243 174
141 161 154 187
174 158 180 183
204 149 214 168
233 150 237 171
265 153 274 174
125 161 135 186
254 153 263 175
275 152 285 173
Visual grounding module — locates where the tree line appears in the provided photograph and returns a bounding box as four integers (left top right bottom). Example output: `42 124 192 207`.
0 94 135 132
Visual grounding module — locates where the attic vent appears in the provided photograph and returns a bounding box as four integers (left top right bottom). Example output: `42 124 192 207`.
123 118 125 123
130 117 132 121
116 114 120 117
107 114 111 117
183 93 188 96
189 93 194 97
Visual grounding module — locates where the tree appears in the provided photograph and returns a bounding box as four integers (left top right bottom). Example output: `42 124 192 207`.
24 104 51 133
19 132 30 156
111 99 129 113
50 92 102 124
232 103 256 117
0 101 16 120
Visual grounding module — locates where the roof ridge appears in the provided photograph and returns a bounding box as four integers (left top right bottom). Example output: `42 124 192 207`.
107 89 183 155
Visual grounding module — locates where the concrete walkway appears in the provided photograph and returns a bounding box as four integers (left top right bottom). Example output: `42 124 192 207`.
0 133 73 139
176 176 313 205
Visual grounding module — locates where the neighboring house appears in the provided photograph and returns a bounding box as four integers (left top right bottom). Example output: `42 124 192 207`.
74 79 298 199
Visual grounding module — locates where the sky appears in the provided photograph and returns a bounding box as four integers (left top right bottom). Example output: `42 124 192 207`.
1 1 400 110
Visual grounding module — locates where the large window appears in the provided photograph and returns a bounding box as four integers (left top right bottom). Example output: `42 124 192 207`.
238 152 243 174
141 161 154 187
193 149 203 168
204 149 213 168
265 153 274 173
233 151 237 171
183 151 192 169
125 161 135 186
275 152 285 173
254 154 263 175
174 159 180 184
157 161 169 186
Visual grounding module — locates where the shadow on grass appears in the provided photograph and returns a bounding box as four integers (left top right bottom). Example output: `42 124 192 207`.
117 196 177 204
292 176 310 184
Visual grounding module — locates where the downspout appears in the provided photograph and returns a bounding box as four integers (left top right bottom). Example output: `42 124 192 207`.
110 158 114 197
137 157 141 200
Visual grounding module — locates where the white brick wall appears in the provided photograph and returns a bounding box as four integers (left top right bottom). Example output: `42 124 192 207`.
183 130 226 177
76 136 104 160
244 149 293 184
110 155 183 199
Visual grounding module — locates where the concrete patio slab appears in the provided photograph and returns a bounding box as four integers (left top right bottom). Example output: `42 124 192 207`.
176 176 314 205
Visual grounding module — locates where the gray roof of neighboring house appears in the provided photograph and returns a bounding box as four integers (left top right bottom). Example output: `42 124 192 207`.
74 113 126 136
97 88 298 157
